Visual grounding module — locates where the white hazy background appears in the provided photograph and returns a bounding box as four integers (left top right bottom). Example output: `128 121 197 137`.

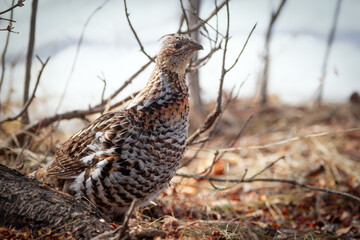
1 0 360 120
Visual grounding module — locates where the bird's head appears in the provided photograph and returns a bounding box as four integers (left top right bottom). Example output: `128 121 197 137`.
156 34 203 75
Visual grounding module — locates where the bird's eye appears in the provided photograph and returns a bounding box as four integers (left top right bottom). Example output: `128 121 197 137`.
174 44 181 49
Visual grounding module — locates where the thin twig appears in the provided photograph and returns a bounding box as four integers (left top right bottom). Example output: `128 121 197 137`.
211 127 360 153
189 136 209 145
186 1 231 145
0 57 50 124
97 72 107 104
216 0 230 113
248 156 285 179
13 117 43 169
0 0 25 15
226 23 257 73
179 0 191 35
197 16 226 39
182 87 238 167
177 12 185 33
201 114 253 177
1 37 149 145
0 16 16 22
123 0 154 62
178 0 228 34
188 41 222 71
101 60 152 105
214 0 220 45
176 173 360 203
241 169 248 181
0 25 18 33
91 200 137 240
1 92 138 147
22 0 38 124
0 0 15 98
315 0 342 105
54 0 110 114
117 199 136 239
186 127 360 154
259 0 287 105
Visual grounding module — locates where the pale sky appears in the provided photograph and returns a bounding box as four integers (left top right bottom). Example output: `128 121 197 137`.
0 0 359 119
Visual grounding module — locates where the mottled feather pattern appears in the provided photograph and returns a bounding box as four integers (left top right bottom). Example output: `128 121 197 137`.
35 34 203 219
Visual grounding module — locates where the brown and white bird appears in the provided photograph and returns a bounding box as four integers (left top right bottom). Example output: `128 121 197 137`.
35 34 203 220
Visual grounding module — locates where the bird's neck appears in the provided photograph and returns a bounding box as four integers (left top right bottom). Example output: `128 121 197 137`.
126 65 189 111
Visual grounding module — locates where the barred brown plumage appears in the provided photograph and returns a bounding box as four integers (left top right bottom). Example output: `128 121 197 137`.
34 34 203 220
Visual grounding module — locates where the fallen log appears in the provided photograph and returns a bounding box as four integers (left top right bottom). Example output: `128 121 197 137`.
0 164 115 239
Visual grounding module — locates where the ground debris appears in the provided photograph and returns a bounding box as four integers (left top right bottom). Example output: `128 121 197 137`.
1 102 360 239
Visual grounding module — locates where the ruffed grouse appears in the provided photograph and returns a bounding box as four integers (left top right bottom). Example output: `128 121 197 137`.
35 34 203 219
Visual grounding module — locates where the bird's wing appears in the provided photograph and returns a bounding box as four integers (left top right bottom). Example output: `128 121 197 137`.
45 111 130 178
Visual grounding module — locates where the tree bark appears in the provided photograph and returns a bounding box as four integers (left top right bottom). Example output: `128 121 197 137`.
22 0 38 124
188 0 205 115
259 0 287 106
315 0 342 105
0 164 114 239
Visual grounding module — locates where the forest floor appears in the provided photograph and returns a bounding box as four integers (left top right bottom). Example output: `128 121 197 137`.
1 97 360 239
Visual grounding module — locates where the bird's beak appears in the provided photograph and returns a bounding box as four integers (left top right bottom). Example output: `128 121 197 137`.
191 43 203 51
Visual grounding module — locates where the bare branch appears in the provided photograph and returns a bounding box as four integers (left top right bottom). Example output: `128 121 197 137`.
188 136 209 145
179 0 191 35
201 114 253 177
187 127 360 154
226 23 257 73
182 87 239 167
123 0 155 62
101 60 152 105
215 127 360 153
315 0 342 105
248 155 285 179
1 38 150 147
259 0 287 105
186 110 218 145
0 0 25 15
22 0 38 124
0 16 16 22
241 169 248 181
0 23 19 33
0 57 50 124
97 72 107 104
1 92 139 148
197 16 226 39
0 0 15 98
216 0 230 113
178 0 228 34
187 1 231 145
177 12 185 33
176 173 360 203
188 40 222 71
118 199 136 238
91 200 137 240
54 0 110 114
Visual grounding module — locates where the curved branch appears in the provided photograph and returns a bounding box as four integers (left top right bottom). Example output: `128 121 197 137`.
178 0 228 34
176 173 360 203
0 0 25 15
101 60 152 105
54 0 110 114
0 57 50 124
226 23 257 73
1 92 139 149
0 0 15 96
187 1 230 145
179 0 190 35
123 0 155 62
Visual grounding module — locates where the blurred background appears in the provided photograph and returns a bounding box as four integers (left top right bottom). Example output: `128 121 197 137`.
0 0 359 121
1 1 360 238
